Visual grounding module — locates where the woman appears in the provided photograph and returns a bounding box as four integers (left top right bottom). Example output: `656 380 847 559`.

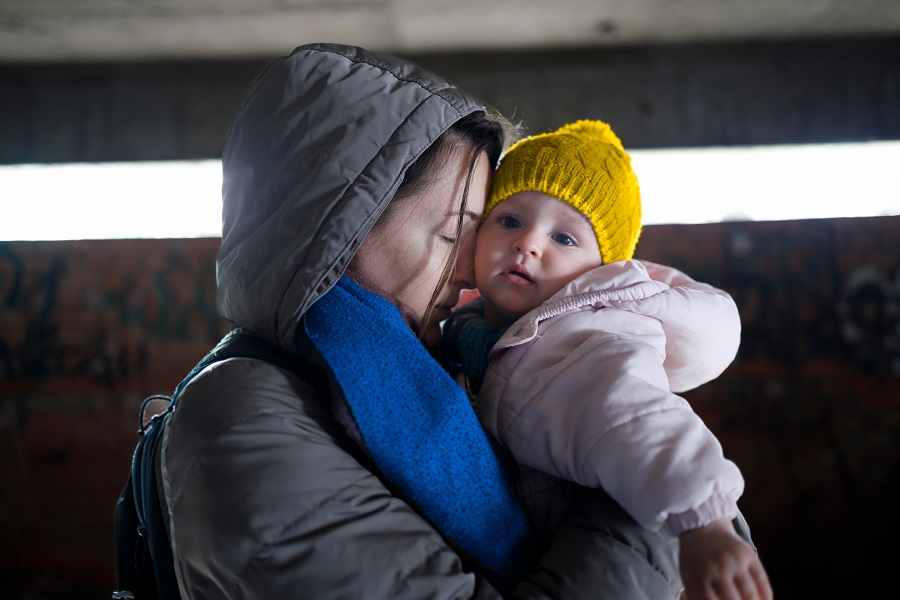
160 43 683 599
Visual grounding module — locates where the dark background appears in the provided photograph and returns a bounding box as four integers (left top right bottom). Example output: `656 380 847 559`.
1 29 899 600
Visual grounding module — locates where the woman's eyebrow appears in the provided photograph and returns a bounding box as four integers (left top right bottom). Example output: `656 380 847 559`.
446 210 481 221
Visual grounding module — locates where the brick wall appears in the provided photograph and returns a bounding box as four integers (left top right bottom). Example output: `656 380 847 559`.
0 238 229 599
1 217 898 598
637 217 900 598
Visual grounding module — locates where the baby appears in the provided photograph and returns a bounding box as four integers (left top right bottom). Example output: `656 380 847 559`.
443 120 772 600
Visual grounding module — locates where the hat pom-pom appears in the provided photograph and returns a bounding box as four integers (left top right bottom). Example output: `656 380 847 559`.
558 119 624 150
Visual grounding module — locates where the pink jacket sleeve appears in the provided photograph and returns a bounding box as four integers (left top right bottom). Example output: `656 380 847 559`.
633 260 741 393
477 261 744 535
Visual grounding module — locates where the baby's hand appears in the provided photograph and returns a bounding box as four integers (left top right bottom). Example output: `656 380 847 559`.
678 518 773 600
453 288 481 312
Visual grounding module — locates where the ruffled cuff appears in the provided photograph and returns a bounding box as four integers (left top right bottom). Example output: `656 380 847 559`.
662 493 740 536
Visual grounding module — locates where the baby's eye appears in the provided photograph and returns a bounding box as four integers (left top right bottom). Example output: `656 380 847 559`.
497 215 521 229
553 232 577 247
439 234 458 244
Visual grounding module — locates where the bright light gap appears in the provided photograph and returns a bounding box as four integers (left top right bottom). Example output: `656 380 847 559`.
1 142 898 241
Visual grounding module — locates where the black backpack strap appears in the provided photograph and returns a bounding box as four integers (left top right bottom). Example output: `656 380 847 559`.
114 407 171 599
134 409 180 599
115 328 316 599
171 328 308 402
114 471 155 599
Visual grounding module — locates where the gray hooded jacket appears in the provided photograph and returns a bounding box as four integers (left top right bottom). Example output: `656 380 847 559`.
160 43 682 599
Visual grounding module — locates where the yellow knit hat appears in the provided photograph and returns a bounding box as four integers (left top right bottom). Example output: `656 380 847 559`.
485 119 642 264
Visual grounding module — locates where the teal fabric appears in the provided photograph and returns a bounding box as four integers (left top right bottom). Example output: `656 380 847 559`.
300 276 534 586
441 298 506 395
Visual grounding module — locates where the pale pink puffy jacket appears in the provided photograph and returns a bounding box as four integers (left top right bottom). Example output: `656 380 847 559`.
476 259 745 536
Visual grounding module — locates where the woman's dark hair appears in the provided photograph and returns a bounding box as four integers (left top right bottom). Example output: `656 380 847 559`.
395 110 510 202
382 108 520 340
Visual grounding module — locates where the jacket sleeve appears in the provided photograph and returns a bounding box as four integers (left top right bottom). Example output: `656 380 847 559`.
162 357 629 600
634 260 741 393
480 310 744 535
163 358 511 600
512 485 683 600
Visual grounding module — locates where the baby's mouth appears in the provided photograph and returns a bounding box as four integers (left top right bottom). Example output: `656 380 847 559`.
506 269 533 283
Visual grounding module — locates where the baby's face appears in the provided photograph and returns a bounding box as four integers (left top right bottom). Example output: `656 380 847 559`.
475 191 603 324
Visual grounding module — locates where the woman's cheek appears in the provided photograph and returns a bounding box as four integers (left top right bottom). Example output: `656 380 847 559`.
458 230 477 271
425 240 452 290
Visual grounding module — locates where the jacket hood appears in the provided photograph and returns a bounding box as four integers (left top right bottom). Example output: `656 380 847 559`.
216 43 486 353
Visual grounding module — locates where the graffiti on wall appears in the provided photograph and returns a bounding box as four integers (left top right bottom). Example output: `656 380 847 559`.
838 264 900 375
0 243 63 381
0 220 899 598
0 240 227 385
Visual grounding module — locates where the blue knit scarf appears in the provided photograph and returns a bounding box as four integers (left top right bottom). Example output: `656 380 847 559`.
299 276 534 587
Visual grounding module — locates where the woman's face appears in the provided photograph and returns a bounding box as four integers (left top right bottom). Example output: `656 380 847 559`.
352 147 491 348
